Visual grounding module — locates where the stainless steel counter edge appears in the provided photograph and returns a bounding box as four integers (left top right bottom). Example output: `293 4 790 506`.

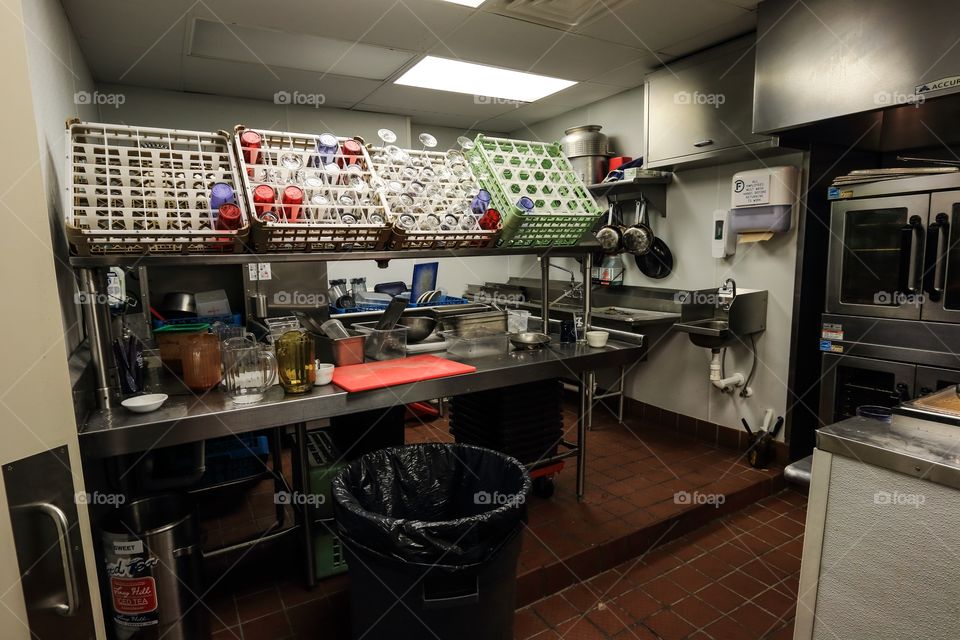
817 415 960 491
80 340 644 458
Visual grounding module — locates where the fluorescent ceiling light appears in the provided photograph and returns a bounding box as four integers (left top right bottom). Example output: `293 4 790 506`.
395 56 576 102
190 19 414 80
441 0 487 6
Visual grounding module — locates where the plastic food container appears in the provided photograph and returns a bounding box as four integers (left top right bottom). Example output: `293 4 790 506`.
442 328 511 358
352 326 408 361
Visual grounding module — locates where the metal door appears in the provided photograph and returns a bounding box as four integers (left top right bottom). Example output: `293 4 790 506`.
3 447 96 639
826 195 929 320
915 365 960 398
819 353 916 425
921 191 960 322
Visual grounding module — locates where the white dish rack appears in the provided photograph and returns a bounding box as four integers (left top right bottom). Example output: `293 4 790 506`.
232 126 392 253
367 146 499 250
66 122 249 255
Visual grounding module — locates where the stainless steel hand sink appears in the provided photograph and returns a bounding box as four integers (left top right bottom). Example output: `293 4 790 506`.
672 318 734 348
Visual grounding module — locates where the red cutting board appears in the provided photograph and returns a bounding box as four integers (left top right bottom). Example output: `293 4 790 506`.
331 355 477 392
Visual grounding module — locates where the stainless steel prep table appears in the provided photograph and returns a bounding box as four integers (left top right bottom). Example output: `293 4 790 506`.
80 339 645 489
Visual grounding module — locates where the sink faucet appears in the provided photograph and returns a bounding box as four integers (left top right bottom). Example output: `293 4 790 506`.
718 278 736 311
548 264 584 305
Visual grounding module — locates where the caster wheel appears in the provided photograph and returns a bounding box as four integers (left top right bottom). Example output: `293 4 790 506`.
532 476 555 498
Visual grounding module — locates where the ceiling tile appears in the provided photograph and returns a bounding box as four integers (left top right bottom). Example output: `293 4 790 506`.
479 102 577 133
429 12 648 82
657 11 757 57
590 54 663 87
193 0 471 52
538 82 626 107
181 57 381 108
574 0 750 52
358 83 519 119
61 0 190 42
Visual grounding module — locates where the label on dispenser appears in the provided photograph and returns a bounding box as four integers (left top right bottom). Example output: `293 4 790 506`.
732 173 771 207
111 576 158 619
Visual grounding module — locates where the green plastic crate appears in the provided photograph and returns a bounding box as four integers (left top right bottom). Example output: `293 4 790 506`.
466 135 603 247
314 528 348 578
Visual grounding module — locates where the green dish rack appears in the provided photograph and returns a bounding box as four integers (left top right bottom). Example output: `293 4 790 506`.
466 135 603 247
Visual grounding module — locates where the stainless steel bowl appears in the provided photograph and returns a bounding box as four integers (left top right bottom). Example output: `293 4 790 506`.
510 332 551 350
396 316 437 343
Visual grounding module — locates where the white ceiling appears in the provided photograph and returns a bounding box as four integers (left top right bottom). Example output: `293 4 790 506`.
60 0 757 132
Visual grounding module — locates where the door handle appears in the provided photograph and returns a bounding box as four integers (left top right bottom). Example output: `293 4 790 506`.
693 139 714 148
13 502 80 616
898 215 923 295
932 213 949 297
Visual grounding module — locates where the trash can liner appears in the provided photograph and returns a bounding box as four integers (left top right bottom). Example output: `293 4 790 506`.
333 443 531 566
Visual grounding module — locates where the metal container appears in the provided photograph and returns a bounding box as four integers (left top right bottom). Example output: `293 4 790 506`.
561 125 610 185
316 334 366 367
101 494 206 640
435 309 507 334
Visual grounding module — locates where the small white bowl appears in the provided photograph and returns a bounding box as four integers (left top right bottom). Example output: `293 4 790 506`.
121 393 168 414
585 330 609 348
315 363 335 386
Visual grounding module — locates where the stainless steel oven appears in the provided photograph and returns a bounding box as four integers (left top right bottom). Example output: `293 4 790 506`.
817 313 960 424
826 194 929 320
826 177 960 322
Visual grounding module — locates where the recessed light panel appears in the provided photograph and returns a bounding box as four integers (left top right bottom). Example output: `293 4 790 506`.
394 56 576 103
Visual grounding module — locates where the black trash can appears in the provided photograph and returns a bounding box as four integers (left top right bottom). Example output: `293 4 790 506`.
332 443 531 640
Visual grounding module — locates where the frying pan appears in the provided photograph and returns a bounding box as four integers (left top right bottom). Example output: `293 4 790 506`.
622 197 653 256
634 205 673 279
594 203 623 254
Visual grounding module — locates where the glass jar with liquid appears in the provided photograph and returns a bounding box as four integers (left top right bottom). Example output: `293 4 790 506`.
275 330 316 393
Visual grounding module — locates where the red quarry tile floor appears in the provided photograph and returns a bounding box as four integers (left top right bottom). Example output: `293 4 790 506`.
206 400 794 639
515 490 807 639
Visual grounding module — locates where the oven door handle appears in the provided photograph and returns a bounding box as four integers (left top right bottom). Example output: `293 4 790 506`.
898 215 923 295
923 213 949 300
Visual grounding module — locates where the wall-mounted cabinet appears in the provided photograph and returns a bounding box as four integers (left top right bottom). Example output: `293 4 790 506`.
644 38 778 170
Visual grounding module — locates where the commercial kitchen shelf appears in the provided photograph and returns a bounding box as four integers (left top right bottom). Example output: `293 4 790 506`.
68 243 602 267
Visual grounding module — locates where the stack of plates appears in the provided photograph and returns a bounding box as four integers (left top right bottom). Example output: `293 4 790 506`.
450 380 563 464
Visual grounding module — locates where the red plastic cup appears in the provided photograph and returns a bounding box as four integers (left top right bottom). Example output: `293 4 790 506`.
252 184 276 218
216 203 242 230
281 185 304 221
478 208 501 230
340 139 363 167
240 130 262 165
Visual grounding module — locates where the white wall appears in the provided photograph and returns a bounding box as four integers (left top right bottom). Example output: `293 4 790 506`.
24 0 99 354
94 85 511 295
508 86 806 440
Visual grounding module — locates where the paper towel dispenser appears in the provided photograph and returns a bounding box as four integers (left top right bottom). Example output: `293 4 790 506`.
727 166 800 245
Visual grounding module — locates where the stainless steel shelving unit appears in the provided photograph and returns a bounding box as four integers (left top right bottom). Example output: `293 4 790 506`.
71 245 642 586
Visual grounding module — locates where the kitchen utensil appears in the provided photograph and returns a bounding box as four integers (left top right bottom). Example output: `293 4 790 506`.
375 297 408 331
622 197 653 256
741 416 784 468
595 203 623 253
320 318 351 340
395 316 437 343
181 333 222 391
374 281 407 297
630 206 671 279
160 291 196 318
293 309 330 335
585 330 609 348
442 328 511 357
510 332 551 350
113 338 138 394
121 394 168 413
362 326 408 360
331 355 476 392
222 339 278 404
275 330 316 393
315 363 335 386
316 334 366 367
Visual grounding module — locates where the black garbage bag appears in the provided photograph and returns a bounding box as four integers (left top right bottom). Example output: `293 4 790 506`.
332 443 531 566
